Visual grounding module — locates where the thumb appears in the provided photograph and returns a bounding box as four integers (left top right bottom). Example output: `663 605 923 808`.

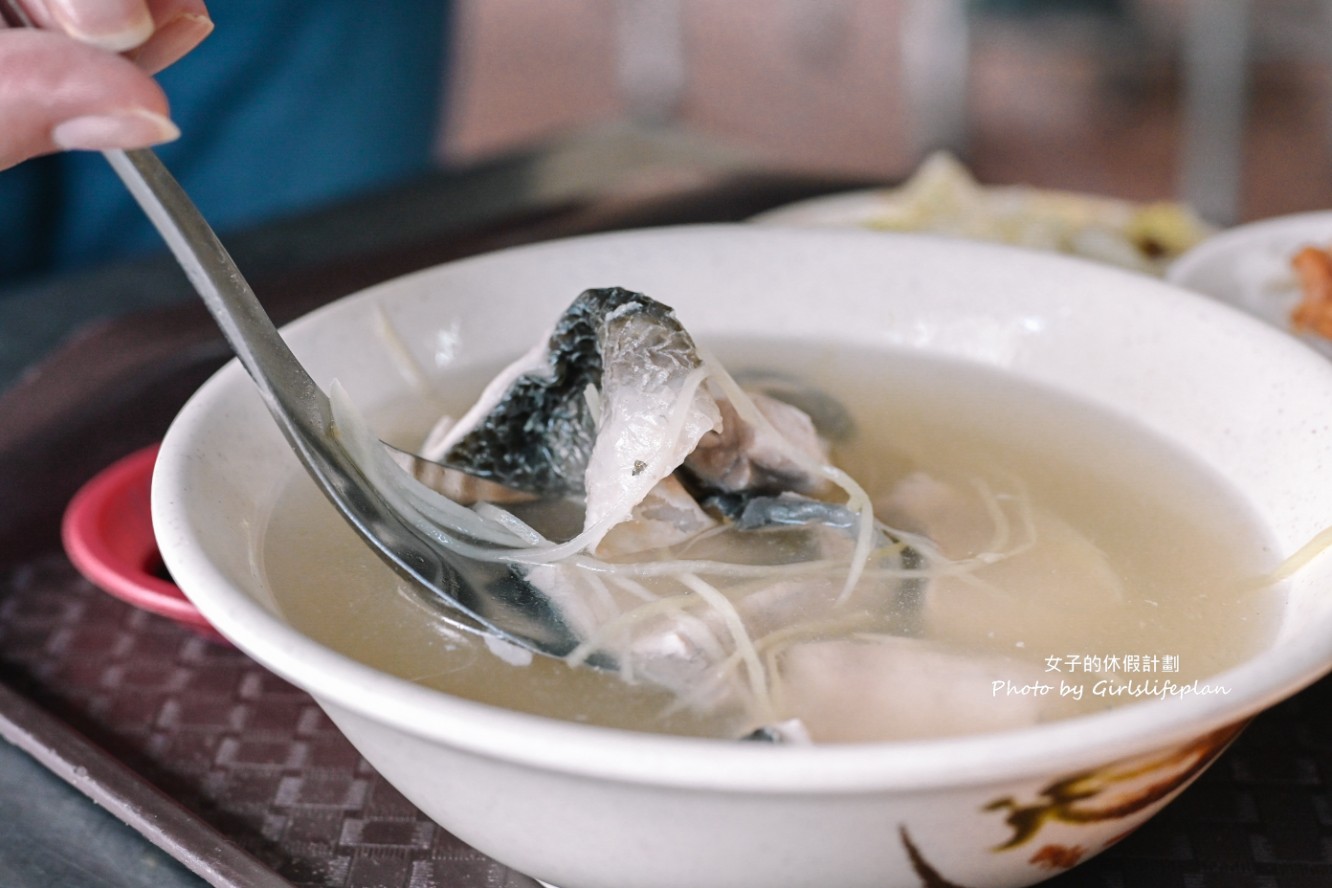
0 29 178 169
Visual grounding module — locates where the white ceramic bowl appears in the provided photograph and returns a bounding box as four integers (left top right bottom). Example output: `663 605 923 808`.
153 226 1332 888
1168 209 1332 358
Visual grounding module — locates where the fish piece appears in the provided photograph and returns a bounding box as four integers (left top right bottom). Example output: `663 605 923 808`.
424 287 721 551
878 471 1124 654
522 517 902 721
732 370 855 441
579 293 721 547
523 559 743 708
388 438 536 506
732 493 858 530
776 637 1058 742
427 331 593 497
427 287 706 497
593 475 719 557
684 392 832 498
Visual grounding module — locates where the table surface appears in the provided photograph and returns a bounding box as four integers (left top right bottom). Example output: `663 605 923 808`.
1 132 1329 888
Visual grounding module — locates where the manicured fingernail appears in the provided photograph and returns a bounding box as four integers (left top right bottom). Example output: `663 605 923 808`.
131 13 214 74
45 0 155 52
52 109 180 151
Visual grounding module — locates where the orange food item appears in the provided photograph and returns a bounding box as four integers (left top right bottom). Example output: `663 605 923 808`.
1291 245 1332 338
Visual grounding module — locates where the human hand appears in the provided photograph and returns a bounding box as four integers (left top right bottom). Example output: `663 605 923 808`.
0 0 212 170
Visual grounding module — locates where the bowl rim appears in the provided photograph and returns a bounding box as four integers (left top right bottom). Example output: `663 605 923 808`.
154 224 1332 793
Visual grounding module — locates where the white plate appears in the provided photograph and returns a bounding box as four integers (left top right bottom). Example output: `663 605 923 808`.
1168 210 1332 359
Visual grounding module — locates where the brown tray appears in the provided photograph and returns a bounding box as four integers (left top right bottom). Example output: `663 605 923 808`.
2 173 1330 887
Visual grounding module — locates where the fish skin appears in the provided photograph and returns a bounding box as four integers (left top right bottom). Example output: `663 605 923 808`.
444 287 700 497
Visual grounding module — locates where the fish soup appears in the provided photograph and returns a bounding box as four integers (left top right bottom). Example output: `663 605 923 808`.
260 327 1279 744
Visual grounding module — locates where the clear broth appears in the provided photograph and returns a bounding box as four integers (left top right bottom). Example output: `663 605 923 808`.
260 340 1281 741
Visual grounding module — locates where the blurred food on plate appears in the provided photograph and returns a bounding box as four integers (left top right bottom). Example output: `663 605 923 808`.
754 153 1213 276
1291 244 1332 339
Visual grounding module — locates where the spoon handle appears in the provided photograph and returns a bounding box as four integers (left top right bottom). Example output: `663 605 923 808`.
0 0 327 442
2 0 578 660
107 150 512 646
105 149 335 447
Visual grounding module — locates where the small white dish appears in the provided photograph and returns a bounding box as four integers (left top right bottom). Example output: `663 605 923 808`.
1168 210 1332 359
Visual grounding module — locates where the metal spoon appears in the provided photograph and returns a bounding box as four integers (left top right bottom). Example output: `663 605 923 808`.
0 0 562 656
107 148 590 659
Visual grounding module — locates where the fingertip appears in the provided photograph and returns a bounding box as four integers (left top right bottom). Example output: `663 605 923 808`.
130 11 213 74
51 107 180 151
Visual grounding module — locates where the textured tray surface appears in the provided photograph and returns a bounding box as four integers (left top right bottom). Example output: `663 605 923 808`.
1 555 538 888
